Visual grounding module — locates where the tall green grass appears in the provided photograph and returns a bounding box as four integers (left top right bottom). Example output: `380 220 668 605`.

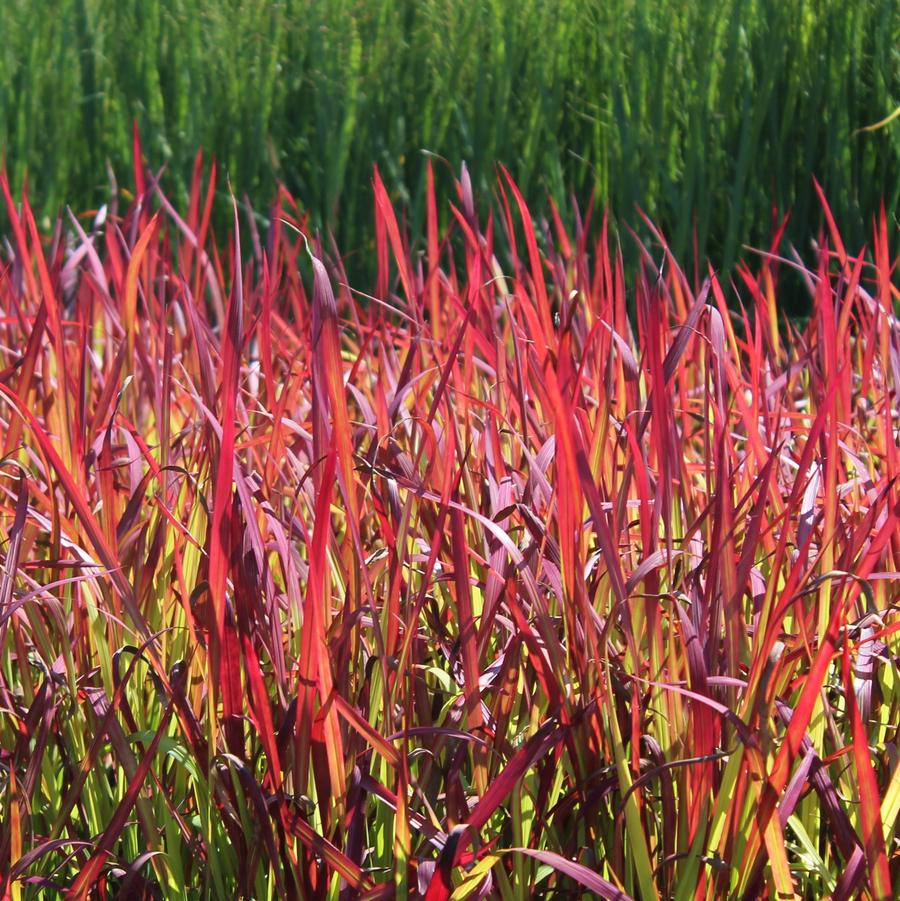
1 0 898 281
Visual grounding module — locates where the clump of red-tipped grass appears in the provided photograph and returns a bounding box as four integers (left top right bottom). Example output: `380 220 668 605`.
0 148 898 900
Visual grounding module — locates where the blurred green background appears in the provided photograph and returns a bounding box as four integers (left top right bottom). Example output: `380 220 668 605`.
1 0 898 283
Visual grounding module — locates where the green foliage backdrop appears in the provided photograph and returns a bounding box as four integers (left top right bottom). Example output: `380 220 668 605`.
1 0 898 274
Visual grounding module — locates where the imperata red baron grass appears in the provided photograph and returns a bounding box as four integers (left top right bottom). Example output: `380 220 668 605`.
0 142 898 898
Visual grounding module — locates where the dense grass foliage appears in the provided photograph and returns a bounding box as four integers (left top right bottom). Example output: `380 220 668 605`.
1 0 898 278
0 156 899 900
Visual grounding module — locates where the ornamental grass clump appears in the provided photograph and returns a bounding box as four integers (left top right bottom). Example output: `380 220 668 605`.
0 145 898 899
